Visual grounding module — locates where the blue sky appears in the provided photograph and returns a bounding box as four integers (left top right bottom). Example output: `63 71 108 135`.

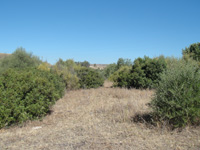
0 0 200 64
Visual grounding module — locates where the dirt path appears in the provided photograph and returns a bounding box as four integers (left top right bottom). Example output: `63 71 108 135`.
0 87 199 150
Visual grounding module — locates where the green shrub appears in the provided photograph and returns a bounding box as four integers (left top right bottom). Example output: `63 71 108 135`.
150 59 200 128
130 56 166 89
76 61 90 68
0 47 42 74
117 58 132 69
52 59 80 90
77 67 104 89
182 42 200 62
110 66 132 88
111 56 166 89
103 63 118 79
0 68 65 128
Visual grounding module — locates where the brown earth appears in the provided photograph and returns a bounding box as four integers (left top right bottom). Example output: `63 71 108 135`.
90 64 108 70
0 81 199 150
0 53 10 59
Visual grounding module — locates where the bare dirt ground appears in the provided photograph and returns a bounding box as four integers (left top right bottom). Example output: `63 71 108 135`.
0 82 199 150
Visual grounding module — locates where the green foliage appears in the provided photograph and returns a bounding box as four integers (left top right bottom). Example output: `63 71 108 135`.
182 42 200 62
52 59 80 90
117 58 132 69
110 66 132 88
0 47 42 74
164 56 180 68
150 59 200 128
53 59 105 89
103 63 118 79
38 62 51 71
76 61 90 68
82 61 90 68
130 56 167 89
112 56 166 89
77 67 104 89
0 68 65 128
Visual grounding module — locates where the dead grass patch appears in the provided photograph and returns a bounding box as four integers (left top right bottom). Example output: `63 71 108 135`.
0 87 199 150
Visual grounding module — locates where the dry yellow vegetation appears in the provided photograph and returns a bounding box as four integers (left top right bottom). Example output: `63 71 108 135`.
0 53 10 59
0 81 199 150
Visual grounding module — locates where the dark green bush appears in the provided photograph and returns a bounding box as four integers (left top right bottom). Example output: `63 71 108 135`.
0 68 65 128
77 67 104 89
150 59 200 128
130 56 166 89
182 42 200 62
111 56 166 89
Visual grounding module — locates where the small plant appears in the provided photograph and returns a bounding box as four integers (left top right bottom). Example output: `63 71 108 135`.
150 59 200 128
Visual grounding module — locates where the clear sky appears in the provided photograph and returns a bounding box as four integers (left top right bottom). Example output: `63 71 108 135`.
0 0 200 64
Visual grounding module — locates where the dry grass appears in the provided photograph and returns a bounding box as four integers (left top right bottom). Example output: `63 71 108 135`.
0 84 199 150
0 53 10 59
89 64 108 70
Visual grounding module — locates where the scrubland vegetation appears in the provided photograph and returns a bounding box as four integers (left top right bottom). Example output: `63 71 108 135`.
0 48 104 128
0 43 200 149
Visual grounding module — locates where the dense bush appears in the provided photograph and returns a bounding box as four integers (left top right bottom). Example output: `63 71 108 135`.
130 56 166 89
53 59 105 89
52 59 80 90
77 67 104 89
150 59 200 128
37 62 51 71
111 56 166 89
0 68 65 128
110 66 132 88
182 42 200 62
0 47 42 74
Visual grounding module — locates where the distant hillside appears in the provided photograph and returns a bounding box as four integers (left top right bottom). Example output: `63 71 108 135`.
0 53 10 59
90 64 108 70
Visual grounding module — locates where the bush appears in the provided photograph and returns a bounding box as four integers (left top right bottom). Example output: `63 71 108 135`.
110 66 132 88
150 59 200 128
103 63 118 79
52 59 80 90
182 42 200 62
130 56 166 89
111 56 166 89
117 58 132 69
77 67 104 89
0 68 65 128
75 61 90 68
37 62 51 71
0 47 42 74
